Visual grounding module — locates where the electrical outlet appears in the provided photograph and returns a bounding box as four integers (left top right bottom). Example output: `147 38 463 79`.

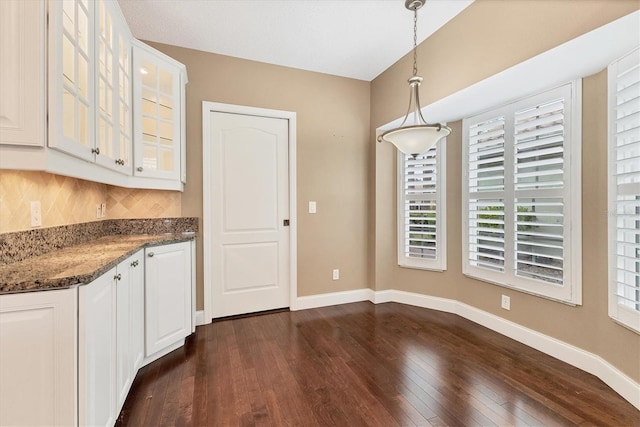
309 201 317 214
501 295 511 310
30 201 42 227
332 269 339 280
101 203 106 218
96 204 102 218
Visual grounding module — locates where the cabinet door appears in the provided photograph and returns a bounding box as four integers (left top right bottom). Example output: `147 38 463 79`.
95 0 133 174
48 0 95 161
79 270 116 427
115 261 132 413
145 242 192 356
115 250 143 413
0 288 76 427
0 0 45 146
133 42 182 181
129 252 145 371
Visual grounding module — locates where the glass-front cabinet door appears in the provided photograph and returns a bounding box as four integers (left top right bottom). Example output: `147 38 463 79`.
132 41 183 181
49 0 132 172
49 0 95 161
95 0 132 174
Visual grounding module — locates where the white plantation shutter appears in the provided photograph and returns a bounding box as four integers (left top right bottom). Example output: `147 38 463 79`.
468 198 505 271
463 82 581 303
398 140 446 271
467 116 506 273
608 48 640 332
514 99 566 286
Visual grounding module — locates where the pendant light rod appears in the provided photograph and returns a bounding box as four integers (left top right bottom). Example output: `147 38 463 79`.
377 0 451 158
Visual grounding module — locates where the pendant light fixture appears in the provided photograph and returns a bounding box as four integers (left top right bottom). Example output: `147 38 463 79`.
377 0 451 158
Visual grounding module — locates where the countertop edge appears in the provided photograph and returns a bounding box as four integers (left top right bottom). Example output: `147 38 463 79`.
0 234 196 295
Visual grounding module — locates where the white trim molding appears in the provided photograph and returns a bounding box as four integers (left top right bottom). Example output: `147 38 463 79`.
291 288 640 410
293 289 375 311
202 102 297 323
195 310 207 327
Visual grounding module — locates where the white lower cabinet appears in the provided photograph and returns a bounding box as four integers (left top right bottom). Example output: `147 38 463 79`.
79 250 144 426
144 241 193 359
116 251 144 413
79 268 117 427
0 241 193 426
129 254 145 372
0 288 77 427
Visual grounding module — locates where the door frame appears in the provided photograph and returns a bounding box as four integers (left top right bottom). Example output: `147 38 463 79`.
202 101 297 322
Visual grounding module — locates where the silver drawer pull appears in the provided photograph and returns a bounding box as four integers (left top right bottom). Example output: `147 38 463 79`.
131 260 139 267
137 166 143 172
114 273 122 281
148 252 154 258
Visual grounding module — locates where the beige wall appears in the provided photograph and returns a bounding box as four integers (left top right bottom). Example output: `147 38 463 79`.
145 42 372 310
371 1 640 382
0 170 180 233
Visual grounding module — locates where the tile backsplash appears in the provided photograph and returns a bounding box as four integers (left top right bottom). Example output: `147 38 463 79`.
0 171 181 233
107 185 181 219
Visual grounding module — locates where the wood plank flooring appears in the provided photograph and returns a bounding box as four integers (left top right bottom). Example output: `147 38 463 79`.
116 302 640 426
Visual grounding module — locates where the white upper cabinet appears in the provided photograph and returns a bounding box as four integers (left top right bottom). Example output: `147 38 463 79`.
0 0 46 147
0 0 187 190
95 0 133 174
49 0 133 174
48 0 95 161
132 41 186 182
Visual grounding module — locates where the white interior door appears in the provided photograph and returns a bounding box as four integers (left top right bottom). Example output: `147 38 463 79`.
209 111 290 317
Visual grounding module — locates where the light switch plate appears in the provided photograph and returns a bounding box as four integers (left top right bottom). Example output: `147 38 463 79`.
309 201 317 214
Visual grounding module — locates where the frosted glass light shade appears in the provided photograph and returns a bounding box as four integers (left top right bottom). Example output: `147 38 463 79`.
380 124 450 157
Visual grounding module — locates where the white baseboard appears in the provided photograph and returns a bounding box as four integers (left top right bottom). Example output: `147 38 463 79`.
291 288 640 410
292 288 374 311
195 310 208 326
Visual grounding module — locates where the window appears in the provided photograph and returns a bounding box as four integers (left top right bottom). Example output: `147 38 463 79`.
608 48 640 333
462 82 582 303
398 140 446 271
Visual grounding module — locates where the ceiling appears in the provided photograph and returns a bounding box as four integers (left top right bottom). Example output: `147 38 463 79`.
117 0 474 81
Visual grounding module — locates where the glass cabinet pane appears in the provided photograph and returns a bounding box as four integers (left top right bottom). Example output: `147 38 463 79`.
63 90 75 139
134 46 180 178
57 0 92 149
62 36 75 85
141 61 157 88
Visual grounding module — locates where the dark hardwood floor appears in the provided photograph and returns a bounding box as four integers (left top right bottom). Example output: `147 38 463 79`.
116 302 640 426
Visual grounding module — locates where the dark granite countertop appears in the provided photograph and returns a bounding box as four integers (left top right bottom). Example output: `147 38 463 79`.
0 233 196 294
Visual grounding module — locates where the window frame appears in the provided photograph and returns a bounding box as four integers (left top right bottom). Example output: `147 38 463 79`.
462 81 582 304
608 48 640 333
397 139 447 271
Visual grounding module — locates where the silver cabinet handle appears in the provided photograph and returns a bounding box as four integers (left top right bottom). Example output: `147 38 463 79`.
91 147 100 155
114 273 122 281
148 252 154 258
131 260 139 267
137 166 143 172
